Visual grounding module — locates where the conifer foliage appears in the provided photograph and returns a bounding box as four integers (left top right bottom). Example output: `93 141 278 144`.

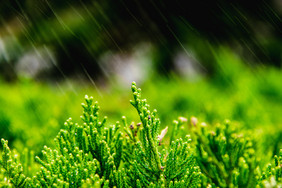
124 82 201 187
193 120 257 187
0 82 200 187
0 82 281 187
257 149 282 187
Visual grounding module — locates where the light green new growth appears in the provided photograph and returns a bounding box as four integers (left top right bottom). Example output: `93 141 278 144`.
192 120 257 187
257 149 282 187
0 139 27 187
1 82 281 187
0 82 200 187
33 94 124 187
124 82 201 187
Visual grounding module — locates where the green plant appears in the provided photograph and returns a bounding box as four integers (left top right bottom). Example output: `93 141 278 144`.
122 82 201 187
1 82 281 187
0 82 201 187
257 149 282 187
0 139 27 187
192 119 257 187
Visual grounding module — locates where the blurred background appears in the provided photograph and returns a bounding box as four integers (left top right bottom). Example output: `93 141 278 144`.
0 0 281 156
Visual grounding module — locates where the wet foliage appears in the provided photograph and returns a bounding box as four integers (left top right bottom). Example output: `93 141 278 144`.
0 82 281 187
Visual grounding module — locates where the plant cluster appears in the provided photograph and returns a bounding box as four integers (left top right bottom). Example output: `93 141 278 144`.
193 120 257 187
0 82 201 187
0 82 281 187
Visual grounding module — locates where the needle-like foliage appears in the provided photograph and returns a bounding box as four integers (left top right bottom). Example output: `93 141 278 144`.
257 149 282 187
0 82 281 187
0 139 27 187
0 82 201 187
192 119 257 187
123 82 201 187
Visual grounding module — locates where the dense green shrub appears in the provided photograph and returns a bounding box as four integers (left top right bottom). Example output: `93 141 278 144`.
0 82 281 187
0 82 201 187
